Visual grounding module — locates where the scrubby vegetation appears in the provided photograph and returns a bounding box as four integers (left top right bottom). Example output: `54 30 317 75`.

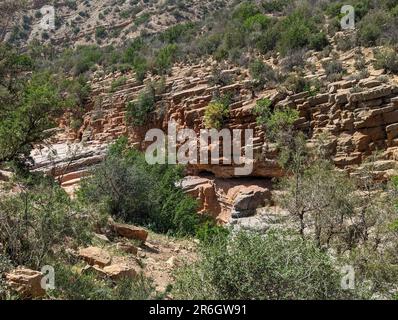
173 230 355 300
204 101 230 129
79 137 200 236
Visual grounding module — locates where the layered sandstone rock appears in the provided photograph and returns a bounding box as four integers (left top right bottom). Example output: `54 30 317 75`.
181 175 271 222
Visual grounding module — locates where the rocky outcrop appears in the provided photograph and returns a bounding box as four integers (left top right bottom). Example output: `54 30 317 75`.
30 62 398 222
5 268 45 299
78 246 112 267
181 175 271 222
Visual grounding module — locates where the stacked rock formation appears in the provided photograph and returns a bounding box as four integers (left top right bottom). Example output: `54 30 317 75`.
31 62 398 221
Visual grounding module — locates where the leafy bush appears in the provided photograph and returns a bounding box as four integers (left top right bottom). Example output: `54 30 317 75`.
204 101 230 129
322 58 345 82
0 70 75 164
309 32 329 51
232 2 260 23
160 23 196 43
374 47 398 74
243 13 271 31
50 264 155 300
173 230 353 300
0 177 92 269
277 6 326 55
262 0 291 13
283 74 319 95
254 100 299 141
95 26 107 40
358 10 392 46
155 44 178 75
78 138 199 236
195 220 229 244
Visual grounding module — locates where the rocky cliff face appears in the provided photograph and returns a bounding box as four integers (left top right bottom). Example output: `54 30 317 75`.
32 49 398 222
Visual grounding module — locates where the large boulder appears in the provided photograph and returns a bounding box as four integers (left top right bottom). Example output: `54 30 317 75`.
5 268 46 299
180 176 220 217
109 220 148 242
230 186 271 219
84 263 138 280
102 264 138 280
78 246 112 267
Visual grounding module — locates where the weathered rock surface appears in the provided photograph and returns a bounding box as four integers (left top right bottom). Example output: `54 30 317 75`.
5 268 45 299
109 220 148 242
181 175 271 222
102 264 138 280
30 62 398 221
78 246 112 267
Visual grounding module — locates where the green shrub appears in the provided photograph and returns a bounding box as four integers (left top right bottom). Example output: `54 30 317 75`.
95 26 107 39
374 47 398 74
78 138 200 236
232 2 260 23
110 76 127 92
254 98 299 141
283 74 315 94
277 7 324 55
243 13 271 31
155 44 178 75
309 32 329 51
262 0 290 13
195 220 229 244
249 59 278 90
173 230 353 300
358 10 392 46
135 12 151 26
65 0 77 10
204 101 230 129
70 118 83 130
0 177 92 269
160 23 196 43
